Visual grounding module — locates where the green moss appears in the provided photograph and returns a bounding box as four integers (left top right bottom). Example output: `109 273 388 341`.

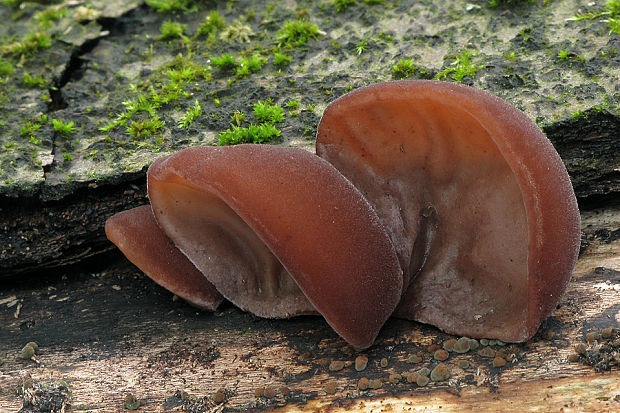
392 59 431 79
285 100 299 110
435 50 485 82
353 39 368 55
235 55 264 78
556 49 586 66
22 72 47 88
608 0 620 14
101 94 160 132
253 100 284 124
126 116 165 138
195 10 226 38
392 59 417 79
608 17 620 34
217 98 286 145
164 54 210 83
101 54 209 133
230 110 245 126
178 100 202 128
333 0 356 12
159 20 188 41
145 0 194 13
273 52 291 67
52 119 76 136
571 106 605 120
503 51 518 60
277 20 319 48
212 53 238 71
569 0 620 35
218 123 281 145
0 61 13 76
376 31 393 43
2 32 52 57
34 6 66 29
488 0 535 8
85 149 99 160
21 121 41 137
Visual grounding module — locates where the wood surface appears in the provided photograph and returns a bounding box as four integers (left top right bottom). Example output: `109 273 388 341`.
0 205 619 412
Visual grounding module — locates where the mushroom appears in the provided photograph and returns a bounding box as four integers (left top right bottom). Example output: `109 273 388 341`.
108 145 402 349
105 205 224 311
316 80 580 342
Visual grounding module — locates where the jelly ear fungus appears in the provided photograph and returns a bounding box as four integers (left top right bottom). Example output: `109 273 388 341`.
145 145 403 349
105 205 224 311
316 80 580 342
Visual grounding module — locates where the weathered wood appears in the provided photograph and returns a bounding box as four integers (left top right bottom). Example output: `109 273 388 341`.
546 108 620 205
0 174 147 276
278 375 620 412
1 207 618 412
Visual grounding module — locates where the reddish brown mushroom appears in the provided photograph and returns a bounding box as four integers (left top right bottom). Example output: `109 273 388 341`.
109 145 402 349
316 80 580 342
105 205 224 311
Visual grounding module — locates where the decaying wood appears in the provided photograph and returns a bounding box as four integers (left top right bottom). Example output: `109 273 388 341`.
0 206 619 412
275 375 620 412
0 175 147 276
546 109 620 204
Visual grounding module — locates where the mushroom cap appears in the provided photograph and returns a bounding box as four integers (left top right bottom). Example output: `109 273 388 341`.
316 80 580 342
105 205 224 311
147 145 403 348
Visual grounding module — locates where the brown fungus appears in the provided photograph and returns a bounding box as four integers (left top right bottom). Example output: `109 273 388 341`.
108 145 402 349
105 205 224 311
316 80 580 342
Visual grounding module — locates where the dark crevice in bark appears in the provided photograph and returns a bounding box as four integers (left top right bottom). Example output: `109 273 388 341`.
40 13 135 194
578 194 620 212
47 36 102 112
45 9 134 113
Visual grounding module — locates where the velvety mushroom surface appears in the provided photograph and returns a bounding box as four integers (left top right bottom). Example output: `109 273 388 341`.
145 145 403 348
105 205 224 311
316 80 580 342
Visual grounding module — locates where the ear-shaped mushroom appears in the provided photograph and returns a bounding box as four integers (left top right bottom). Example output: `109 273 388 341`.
316 80 580 342
105 205 224 311
146 145 402 348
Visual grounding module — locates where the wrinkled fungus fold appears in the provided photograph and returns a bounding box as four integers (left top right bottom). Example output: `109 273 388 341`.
316 80 581 342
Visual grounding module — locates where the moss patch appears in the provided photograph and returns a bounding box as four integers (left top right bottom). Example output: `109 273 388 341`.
0 0 617 199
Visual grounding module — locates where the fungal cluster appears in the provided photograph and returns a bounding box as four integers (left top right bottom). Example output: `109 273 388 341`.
106 80 581 349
